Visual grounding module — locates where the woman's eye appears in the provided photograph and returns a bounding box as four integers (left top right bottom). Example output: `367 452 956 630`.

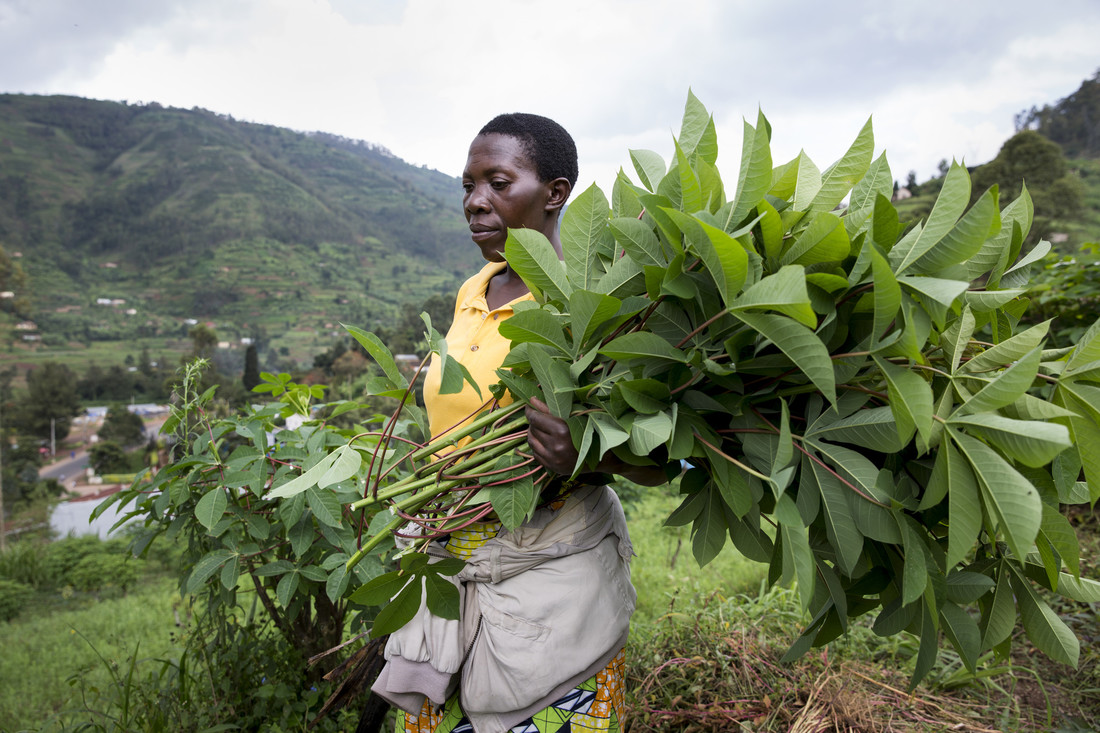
491 180 509 190
462 183 473 193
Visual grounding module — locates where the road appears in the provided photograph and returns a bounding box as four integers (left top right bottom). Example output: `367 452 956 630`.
37 412 168 494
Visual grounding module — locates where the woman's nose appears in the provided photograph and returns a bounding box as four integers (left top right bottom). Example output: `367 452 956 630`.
465 185 490 213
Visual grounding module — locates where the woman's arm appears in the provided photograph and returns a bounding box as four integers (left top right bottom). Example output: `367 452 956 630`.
525 398 669 486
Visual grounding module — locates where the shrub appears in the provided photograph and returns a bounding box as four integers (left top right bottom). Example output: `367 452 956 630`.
68 553 141 594
0 540 54 588
0 578 33 622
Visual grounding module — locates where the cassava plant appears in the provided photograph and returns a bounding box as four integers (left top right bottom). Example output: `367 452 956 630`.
244 93 1100 689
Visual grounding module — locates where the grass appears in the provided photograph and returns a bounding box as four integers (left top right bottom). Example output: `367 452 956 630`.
624 486 768 627
0 577 184 732
2 493 1098 732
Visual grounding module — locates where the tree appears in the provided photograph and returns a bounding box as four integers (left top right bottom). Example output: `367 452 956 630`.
188 324 218 359
904 169 919 195
1016 68 1100 158
242 344 261 391
98 405 145 446
15 362 81 442
970 129 1084 232
89 441 128 474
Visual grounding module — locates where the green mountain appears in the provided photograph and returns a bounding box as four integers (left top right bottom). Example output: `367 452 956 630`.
0 94 480 355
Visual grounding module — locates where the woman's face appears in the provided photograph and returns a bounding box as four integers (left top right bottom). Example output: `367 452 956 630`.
462 133 551 262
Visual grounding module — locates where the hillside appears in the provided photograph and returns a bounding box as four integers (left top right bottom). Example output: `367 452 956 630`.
0 94 481 358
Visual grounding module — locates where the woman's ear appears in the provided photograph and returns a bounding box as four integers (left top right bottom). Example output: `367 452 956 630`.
545 177 572 213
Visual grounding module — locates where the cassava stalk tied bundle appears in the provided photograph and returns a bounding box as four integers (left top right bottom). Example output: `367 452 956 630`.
269 92 1100 688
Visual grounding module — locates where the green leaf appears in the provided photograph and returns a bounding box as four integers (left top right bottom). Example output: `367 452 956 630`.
1055 573 1100 602
610 217 664 268
497 308 571 355
778 515 815 612
666 209 749 308
306 487 344 529
807 406 906 453
348 570 409 606
809 454 863 575
891 162 971 274
955 346 1041 416
908 186 999 274
940 602 982 673
673 141 705 213
941 306 976 374
438 353 481 397
195 488 228 531
528 347 574 420
732 311 836 404
981 566 1016 651
756 199 784 259
961 319 1050 374
616 379 671 415
561 183 614 290
628 411 673 456
483 473 538 530
275 571 300 608
504 228 573 303
318 444 361 489
1053 381 1100 503
690 487 728 566
187 550 236 594
898 516 928 605
1066 318 1100 372
326 565 350 604
344 324 407 389
630 149 666 192
809 116 873 213
791 151 822 210
969 186 1031 281
868 245 901 342
599 332 686 363
780 212 850 267
954 432 1042 561
909 602 940 690
269 453 336 499
948 414 1070 468
873 356 933 446
730 265 816 328
942 439 983 568
945 571 995 603
897 276 968 309
592 413 630 458
964 289 1028 312
370 579 423 638
727 110 773 229
678 89 713 163
1010 566 1079 667
424 571 461 620
1040 503 1080 579
846 152 892 236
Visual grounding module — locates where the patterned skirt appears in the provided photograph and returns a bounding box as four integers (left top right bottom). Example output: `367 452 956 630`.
397 523 627 733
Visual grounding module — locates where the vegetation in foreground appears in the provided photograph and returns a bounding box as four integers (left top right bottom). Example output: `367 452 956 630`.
1 496 1097 731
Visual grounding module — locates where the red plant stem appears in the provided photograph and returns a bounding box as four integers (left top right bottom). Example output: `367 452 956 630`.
364 354 430 500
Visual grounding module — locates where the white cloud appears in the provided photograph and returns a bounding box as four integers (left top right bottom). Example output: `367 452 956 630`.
2 0 1098 197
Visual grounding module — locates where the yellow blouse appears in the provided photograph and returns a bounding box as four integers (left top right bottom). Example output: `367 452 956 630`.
421 261 533 444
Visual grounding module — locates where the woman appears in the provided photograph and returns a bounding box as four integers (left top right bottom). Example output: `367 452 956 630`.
371 113 665 733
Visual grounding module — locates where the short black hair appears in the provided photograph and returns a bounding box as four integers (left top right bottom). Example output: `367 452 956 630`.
478 113 578 188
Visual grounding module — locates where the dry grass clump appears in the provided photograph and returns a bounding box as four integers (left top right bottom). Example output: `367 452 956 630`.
622 585 1096 732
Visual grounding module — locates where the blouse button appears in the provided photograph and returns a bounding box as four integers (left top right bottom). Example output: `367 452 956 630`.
470 345 479 352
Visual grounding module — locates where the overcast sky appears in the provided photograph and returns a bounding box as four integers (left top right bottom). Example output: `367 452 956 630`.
2 0 1099 196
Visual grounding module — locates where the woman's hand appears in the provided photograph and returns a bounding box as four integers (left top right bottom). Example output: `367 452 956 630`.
525 397 579 476
525 398 668 486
